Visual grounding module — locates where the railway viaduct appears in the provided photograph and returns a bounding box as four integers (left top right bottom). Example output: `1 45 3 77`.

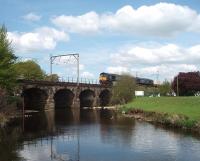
18 80 112 111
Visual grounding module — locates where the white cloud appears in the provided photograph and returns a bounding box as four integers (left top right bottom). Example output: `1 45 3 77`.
23 12 41 21
110 44 200 66
137 64 197 81
8 27 69 53
51 3 200 37
51 11 100 34
101 3 197 36
107 43 200 81
106 66 129 75
81 71 94 78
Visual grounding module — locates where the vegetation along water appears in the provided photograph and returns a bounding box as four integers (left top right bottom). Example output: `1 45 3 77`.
122 97 200 133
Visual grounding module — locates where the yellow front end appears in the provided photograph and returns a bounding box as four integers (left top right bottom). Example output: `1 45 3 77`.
99 76 107 81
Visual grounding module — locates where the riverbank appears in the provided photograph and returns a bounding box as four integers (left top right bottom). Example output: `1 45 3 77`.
0 106 21 127
0 93 22 126
121 97 200 134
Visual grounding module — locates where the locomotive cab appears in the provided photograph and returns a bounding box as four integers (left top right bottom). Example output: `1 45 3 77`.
99 72 119 85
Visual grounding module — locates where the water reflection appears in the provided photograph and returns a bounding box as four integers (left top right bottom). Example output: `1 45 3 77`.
80 109 100 123
0 109 200 161
100 109 135 147
0 126 23 161
23 110 55 140
55 109 79 126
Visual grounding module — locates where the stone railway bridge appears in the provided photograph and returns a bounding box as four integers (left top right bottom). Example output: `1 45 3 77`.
18 80 112 111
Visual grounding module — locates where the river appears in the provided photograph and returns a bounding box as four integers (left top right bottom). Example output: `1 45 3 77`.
0 109 200 161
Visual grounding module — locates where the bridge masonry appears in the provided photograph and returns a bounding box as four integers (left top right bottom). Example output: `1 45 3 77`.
19 80 111 110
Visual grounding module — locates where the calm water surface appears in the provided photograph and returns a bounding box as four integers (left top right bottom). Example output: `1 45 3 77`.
1 109 200 161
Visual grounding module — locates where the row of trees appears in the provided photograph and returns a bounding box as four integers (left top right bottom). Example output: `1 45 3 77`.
114 72 200 99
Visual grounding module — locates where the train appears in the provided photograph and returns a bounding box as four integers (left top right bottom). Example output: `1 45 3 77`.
99 72 154 86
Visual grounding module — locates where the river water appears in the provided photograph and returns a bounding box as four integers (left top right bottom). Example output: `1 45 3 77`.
1 109 200 161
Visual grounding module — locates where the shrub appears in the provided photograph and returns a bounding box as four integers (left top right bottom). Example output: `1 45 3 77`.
112 74 136 104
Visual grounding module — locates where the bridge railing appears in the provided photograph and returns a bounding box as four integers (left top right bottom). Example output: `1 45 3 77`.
17 76 100 85
58 77 99 84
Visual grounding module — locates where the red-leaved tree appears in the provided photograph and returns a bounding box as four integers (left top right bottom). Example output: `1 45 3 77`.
172 72 200 96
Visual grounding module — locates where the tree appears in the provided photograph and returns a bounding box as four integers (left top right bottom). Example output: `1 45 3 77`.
0 88 6 108
112 75 136 104
44 74 59 81
0 25 17 90
172 72 200 96
159 79 171 96
12 60 45 80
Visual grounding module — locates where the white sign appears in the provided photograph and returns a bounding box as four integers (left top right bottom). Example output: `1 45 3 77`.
135 91 144 96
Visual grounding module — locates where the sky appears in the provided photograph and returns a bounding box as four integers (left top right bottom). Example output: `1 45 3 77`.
1 0 200 83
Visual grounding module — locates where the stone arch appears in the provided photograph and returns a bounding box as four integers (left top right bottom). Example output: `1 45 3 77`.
99 89 111 107
54 89 74 109
23 88 48 110
79 89 95 108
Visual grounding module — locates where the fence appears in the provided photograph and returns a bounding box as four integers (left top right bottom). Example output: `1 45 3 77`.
58 77 99 84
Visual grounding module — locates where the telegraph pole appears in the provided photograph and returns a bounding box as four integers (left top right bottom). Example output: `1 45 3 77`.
177 74 179 96
50 54 52 75
156 70 159 84
77 54 79 86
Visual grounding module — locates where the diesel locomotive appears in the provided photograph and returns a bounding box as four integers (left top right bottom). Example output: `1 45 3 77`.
99 72 154 86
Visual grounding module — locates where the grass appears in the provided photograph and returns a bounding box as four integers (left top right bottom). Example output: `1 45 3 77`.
123 97 200 121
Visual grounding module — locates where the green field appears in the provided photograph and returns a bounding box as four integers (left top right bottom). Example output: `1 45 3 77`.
123 97 200 121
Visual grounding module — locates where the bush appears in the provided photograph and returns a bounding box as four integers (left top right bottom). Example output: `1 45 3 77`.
159 79 172 96
112 74 136 104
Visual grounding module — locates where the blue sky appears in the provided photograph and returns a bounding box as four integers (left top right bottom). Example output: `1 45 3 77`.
1 0 200 83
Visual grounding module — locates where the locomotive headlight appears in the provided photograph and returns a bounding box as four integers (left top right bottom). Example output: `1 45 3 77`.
100 76 107 81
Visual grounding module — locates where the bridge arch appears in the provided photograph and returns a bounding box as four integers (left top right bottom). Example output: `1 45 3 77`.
23 88 48 110
54 89 74 109
79 89 95 108
99 89 111 107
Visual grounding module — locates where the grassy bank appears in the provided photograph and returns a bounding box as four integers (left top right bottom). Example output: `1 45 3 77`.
122 97 200 132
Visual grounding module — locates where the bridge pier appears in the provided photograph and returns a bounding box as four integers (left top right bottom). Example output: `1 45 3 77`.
71 88 80 108
45 91 55 110
72 96 80 108
93 92 100 107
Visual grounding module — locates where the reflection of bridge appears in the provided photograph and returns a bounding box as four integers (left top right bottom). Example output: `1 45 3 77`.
19 80 111 110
